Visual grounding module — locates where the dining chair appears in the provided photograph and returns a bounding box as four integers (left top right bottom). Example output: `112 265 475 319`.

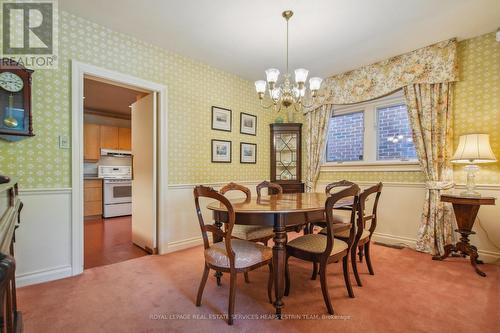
194 185 273 325
256 180 283 196
257 181 307 234
321 183 383 286
284 185 360 315
220 182 274 283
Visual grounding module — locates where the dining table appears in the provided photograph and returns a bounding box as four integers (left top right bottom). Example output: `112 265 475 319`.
207 192 353 317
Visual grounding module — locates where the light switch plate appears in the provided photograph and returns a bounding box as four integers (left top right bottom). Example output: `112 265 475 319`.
59 135 70 149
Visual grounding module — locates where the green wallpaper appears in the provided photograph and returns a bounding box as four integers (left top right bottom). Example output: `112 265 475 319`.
453 32 499 185
0 11 275 188
319 32 499 185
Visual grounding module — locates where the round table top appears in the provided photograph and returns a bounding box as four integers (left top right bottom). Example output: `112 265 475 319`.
207 192 351 214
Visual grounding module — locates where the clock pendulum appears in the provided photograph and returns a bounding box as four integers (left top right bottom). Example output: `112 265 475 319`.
3 94 18 128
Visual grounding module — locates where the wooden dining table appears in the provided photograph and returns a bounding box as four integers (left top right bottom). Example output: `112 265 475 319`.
207 192 353 317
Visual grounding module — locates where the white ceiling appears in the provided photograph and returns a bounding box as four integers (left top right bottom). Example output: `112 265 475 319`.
60 0 500 81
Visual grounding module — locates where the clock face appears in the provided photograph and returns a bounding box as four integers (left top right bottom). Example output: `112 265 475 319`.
0 72 24 92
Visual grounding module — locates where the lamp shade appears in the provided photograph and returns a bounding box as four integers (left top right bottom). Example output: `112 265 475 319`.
451 134 497 164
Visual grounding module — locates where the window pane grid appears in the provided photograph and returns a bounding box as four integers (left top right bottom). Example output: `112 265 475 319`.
326 111 364 162
376 104 417 161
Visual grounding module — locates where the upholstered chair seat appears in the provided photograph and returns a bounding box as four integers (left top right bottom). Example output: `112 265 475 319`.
232 224 274 241
320 227 370 240
287 234 348 256
204 239 273 269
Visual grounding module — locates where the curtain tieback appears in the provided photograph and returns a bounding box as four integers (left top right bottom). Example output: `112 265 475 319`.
425 181 454 190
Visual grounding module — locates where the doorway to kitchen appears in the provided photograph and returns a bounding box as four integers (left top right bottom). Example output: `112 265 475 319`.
82 77 151 269
72 61 168 275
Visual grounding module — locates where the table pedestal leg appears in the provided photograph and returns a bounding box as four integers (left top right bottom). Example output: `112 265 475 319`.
273 214 286 318
213 218 223 285
432 229 486 277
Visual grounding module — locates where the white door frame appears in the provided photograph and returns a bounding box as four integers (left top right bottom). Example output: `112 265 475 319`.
71 60 168 276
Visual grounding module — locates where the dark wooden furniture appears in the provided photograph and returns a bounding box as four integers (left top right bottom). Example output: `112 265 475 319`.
207 192 354 317
285 185 359 314
219 182 274 284
322 183 383 286
0 59 34 139
432 194 496 277
0 178 23 332
194 186 272 325
256 181 283 196
270 123 304 193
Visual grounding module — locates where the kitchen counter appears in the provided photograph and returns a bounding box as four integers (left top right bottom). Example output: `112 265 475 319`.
84 175 102 180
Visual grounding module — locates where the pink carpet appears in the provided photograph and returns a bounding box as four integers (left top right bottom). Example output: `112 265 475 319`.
18 244 499 333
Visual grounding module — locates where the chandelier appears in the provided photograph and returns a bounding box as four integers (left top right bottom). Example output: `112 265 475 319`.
255 10 323 112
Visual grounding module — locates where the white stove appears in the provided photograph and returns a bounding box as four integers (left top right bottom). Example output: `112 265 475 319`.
98 166 132 218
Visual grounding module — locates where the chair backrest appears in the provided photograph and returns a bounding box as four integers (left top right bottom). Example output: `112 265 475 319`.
256 181 283 196
193 186 236 265
325 180 357 195
323 184 360 257
357 182 383 236
220 182 251 200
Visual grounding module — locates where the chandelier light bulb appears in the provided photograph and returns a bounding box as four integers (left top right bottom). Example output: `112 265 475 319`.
265 68 280 83
255 80 267 93
294 68 309 84
397 134 404 140
309 77 322 91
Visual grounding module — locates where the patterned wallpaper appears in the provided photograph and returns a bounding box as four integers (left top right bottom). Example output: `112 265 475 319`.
453 32 499 185
0 11 275 188
319 32 499 185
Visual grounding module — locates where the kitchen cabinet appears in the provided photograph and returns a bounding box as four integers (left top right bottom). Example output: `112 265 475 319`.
100 125 119 149
84 123 100 161
118 127 131 150
84 179 103 217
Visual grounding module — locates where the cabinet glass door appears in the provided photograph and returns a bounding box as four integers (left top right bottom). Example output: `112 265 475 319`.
274 133 298 181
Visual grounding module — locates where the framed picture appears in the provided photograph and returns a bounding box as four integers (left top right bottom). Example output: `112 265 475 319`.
211 139 232 163
211 106 232 132
240 142 257 164
240 112 257 135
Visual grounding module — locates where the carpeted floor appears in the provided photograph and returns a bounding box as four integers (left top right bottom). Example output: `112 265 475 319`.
18 243 499 333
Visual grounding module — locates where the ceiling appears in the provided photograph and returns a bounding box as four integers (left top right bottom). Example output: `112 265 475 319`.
61 0 500 81
84 78 147 116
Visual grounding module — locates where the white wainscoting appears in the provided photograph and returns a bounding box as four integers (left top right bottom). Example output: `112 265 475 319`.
15 188 73 287
14 181 500 287
163 181 262 254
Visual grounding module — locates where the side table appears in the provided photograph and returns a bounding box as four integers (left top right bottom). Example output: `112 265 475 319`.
432 194 496 277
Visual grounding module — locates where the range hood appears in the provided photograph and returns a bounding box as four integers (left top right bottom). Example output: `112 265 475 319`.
100 148 132 157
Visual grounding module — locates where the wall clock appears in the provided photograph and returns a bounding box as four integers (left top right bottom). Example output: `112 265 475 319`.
0 58 34 140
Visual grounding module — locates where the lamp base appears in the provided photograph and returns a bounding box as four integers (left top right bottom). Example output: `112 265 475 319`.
461 164 481 198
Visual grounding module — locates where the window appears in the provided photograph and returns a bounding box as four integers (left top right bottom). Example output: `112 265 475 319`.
324 90 418 169
376 104 417 161
326 112 364 162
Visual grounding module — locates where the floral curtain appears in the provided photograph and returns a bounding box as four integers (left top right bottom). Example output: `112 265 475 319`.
304 104 331 192
404 83 455 255
305 39 458 110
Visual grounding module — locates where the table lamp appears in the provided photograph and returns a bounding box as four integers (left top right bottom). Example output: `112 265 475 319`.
451 134 497 197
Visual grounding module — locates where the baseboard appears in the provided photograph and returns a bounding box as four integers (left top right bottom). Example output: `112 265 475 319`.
371 232 417 249
16 265 72 287
371 232 500 264
164 236 203 254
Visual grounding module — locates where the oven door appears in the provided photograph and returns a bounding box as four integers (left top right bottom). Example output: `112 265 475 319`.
104 180 132 204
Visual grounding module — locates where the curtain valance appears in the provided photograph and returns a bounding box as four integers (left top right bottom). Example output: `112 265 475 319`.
307 39 458 109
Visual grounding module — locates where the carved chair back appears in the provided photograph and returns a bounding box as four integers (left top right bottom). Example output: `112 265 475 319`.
323 185 360 258
256 181 283 196
357 182 383 237
193 186 236 267
220 182 251 200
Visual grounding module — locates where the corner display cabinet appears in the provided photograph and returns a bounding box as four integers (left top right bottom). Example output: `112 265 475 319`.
270 123 305 193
